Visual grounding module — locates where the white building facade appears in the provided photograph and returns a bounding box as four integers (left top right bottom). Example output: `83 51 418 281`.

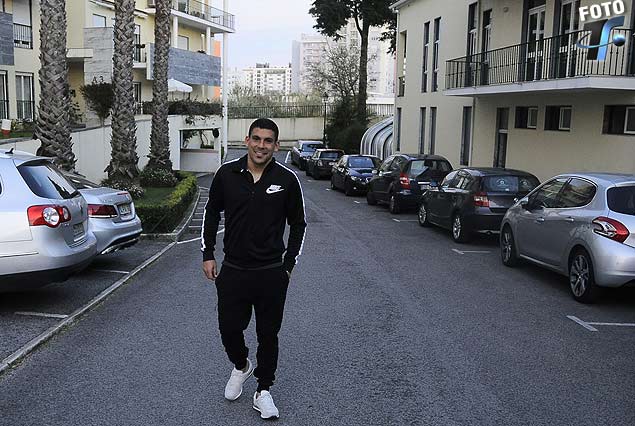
242 63 293 95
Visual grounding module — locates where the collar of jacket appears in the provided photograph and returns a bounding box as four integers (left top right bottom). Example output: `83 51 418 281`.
231 153 278 176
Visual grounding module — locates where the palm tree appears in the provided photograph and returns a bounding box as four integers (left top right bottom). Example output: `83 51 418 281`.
106 0 140 181
147 0 173 171
36 0 75 172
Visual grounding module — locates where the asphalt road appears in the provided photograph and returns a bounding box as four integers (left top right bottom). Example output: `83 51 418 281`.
0 149 633 426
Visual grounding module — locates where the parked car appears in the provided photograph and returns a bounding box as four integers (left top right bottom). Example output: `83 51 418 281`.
418 168 540 243
0 149 97 291
63 173 142 255
500 173 635 303
305 149 345 179
366 154 452 214
290 140 325 170
331 155 381 195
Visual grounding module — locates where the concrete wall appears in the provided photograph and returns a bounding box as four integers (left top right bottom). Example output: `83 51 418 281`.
228 117 324 143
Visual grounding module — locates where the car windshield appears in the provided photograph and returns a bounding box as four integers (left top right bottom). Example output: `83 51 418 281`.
18 161 79 199
409 159 451 177
607 186 635 216
65 174 100 190
302 143 323 152
483 175 539 193
348 157 377 168
320 151 341 159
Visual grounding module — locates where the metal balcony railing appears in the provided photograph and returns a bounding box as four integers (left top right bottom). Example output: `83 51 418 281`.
16 100 35 121
446 28 635 90
13 23 32 49
134 44 147 62
148 0 235 30
0 100 8 120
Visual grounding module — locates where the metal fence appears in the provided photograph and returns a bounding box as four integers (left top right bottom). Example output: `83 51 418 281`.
13 24 32 49
229 103 394 119
148 0 235 30
446 28 635 90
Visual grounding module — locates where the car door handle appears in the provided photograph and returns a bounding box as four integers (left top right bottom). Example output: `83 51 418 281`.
535 217 545 223
565 217 575 223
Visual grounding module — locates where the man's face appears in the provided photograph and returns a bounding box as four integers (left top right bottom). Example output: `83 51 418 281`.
245 127 279 167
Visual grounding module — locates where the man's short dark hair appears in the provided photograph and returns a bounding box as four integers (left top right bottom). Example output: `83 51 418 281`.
249 118 279 142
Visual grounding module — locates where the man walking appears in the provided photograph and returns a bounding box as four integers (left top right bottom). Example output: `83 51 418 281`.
201 118 306 419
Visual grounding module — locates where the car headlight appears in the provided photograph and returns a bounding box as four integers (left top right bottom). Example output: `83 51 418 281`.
350 176 362 182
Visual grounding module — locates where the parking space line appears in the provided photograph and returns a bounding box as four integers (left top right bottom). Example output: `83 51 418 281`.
567 315 635 332
307 179 314 182
91 269 130 275
452 249 492 255
15 312 69 320
392 219 418 223
325 188 331 191
199 186 209 191
567 316 599 332
285 152 290 163
354 201 361 204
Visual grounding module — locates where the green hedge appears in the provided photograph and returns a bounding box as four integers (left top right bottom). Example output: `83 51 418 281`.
135 172 198 233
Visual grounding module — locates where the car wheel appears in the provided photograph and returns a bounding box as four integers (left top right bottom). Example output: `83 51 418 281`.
451 213 470 243
298 161 305 171
500 226 519 267
305 166 310 176
366 189 377 205
312 168 319 180
417 202 430 227
389 193 401 214
569 249 602 304
344 179 354 196
330 177 337 190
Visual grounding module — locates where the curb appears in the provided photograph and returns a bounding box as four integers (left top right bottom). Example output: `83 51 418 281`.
0 241 176 376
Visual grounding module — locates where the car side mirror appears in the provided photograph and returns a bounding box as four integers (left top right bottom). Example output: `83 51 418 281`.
520 200 531 210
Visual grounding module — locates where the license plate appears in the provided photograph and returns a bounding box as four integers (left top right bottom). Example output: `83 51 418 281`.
118 203 132 215
73 223 84 238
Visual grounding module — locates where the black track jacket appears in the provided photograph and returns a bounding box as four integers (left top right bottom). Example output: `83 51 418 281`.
201 155 307 273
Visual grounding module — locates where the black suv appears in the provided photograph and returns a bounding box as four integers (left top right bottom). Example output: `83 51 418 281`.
418 167 540 242
366 154 452 214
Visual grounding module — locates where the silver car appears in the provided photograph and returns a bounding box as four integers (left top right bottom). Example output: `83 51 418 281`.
500 173 635 303
64 173 142 255
0 149 97 291
290 140 325 170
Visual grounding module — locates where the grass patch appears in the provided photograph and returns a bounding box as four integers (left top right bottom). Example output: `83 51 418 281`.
135 187 174 206
0 131 34 140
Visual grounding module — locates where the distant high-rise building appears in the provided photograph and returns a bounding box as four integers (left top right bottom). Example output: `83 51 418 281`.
242 64 293 95
291 34 329 94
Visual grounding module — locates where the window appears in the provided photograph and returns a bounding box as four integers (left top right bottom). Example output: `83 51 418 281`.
607 186 635 216
432 18 440 92
379 156 394 173
18 161 78 200
545 105 572 131
422 22 430 92
395 107 402 151
441 170 459 189
133 82 141 114
178 35 189 50
483 175 539 193
429 107 437 154
92 14 107 27
419 107 426 154
0 71 8 120
603 105 635 135
559 178 596 208
391 156 407 172
529 178 567 209
482 10 492 53
460 106 472 165
515 106 538 129
467 4 477 57
15 73 34 121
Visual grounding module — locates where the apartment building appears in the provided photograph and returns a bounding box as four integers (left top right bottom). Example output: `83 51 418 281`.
242 63 293 95
392 0 635 181
291 34 328 93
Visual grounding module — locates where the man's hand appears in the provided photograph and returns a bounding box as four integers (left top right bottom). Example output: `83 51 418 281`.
203 260 218 280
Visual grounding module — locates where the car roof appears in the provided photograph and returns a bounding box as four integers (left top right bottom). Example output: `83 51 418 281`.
459 167 537 177
298 140 322 145
553 172 635 187
316 148 344 152
399 154 449 161
0 148 51 166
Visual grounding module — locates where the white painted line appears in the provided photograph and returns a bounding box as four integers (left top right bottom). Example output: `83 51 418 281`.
325 188 331 191
217 228 225 235
589 321 635 327
354 201 361 204
15 312 68 319
307 179 314 182
91 269 130 275
189 225 202 229
392 218 401 222
567 315 599 332
285 151 290 163
452 249 491 255
191 218 203 222
0 242 176 374
177 237 201 245
199 186 209 190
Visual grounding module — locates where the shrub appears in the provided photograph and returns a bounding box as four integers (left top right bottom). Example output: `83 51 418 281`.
101 177 145 199
135 172 198 233
326 96 365 154
139 167 178 187
80 80 114 124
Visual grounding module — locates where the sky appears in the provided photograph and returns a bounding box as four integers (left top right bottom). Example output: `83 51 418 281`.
220 0 320 69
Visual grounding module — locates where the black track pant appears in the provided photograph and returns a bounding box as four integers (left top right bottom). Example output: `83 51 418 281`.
215 264 289 390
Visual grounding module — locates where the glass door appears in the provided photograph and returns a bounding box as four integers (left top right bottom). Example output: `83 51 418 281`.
557 0 580 78
494 108 509 168
525 6 546 81
15 73 34 121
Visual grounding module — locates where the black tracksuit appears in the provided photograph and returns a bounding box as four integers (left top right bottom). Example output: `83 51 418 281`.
201 154 306 389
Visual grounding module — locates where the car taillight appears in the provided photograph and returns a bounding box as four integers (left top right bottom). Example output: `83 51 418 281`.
88 204 118 218
473 192 490 207
399 173 411 189
27 205 71 228
592 216 629 243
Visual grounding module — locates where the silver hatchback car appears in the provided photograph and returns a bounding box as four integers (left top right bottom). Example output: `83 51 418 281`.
0 149 97 291
500 173 635 303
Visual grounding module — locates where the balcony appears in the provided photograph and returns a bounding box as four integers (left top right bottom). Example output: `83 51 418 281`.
146 0 235 32
445 28 635 96
13 23 32 49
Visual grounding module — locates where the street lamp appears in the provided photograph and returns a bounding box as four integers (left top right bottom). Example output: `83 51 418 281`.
322 92 329 147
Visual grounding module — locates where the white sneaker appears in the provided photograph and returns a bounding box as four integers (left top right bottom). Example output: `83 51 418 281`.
224 359 253 401
252 390 280 419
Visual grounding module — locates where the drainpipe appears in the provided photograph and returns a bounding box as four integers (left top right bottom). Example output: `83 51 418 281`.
172 15 179 48
206 26 212 100
222 0 229 164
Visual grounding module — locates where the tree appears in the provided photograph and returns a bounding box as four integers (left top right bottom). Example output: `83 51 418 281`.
80 80 114 125
310 0 396 123
147 0 173 171
36 0 75 172
106 0 140 181
307 44 359 100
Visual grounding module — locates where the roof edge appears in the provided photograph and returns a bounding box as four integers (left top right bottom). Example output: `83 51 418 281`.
390 0 415 10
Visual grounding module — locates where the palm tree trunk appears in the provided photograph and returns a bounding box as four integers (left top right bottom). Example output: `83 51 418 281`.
36 0 75 172
106 0 140 181
148 0 173 171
